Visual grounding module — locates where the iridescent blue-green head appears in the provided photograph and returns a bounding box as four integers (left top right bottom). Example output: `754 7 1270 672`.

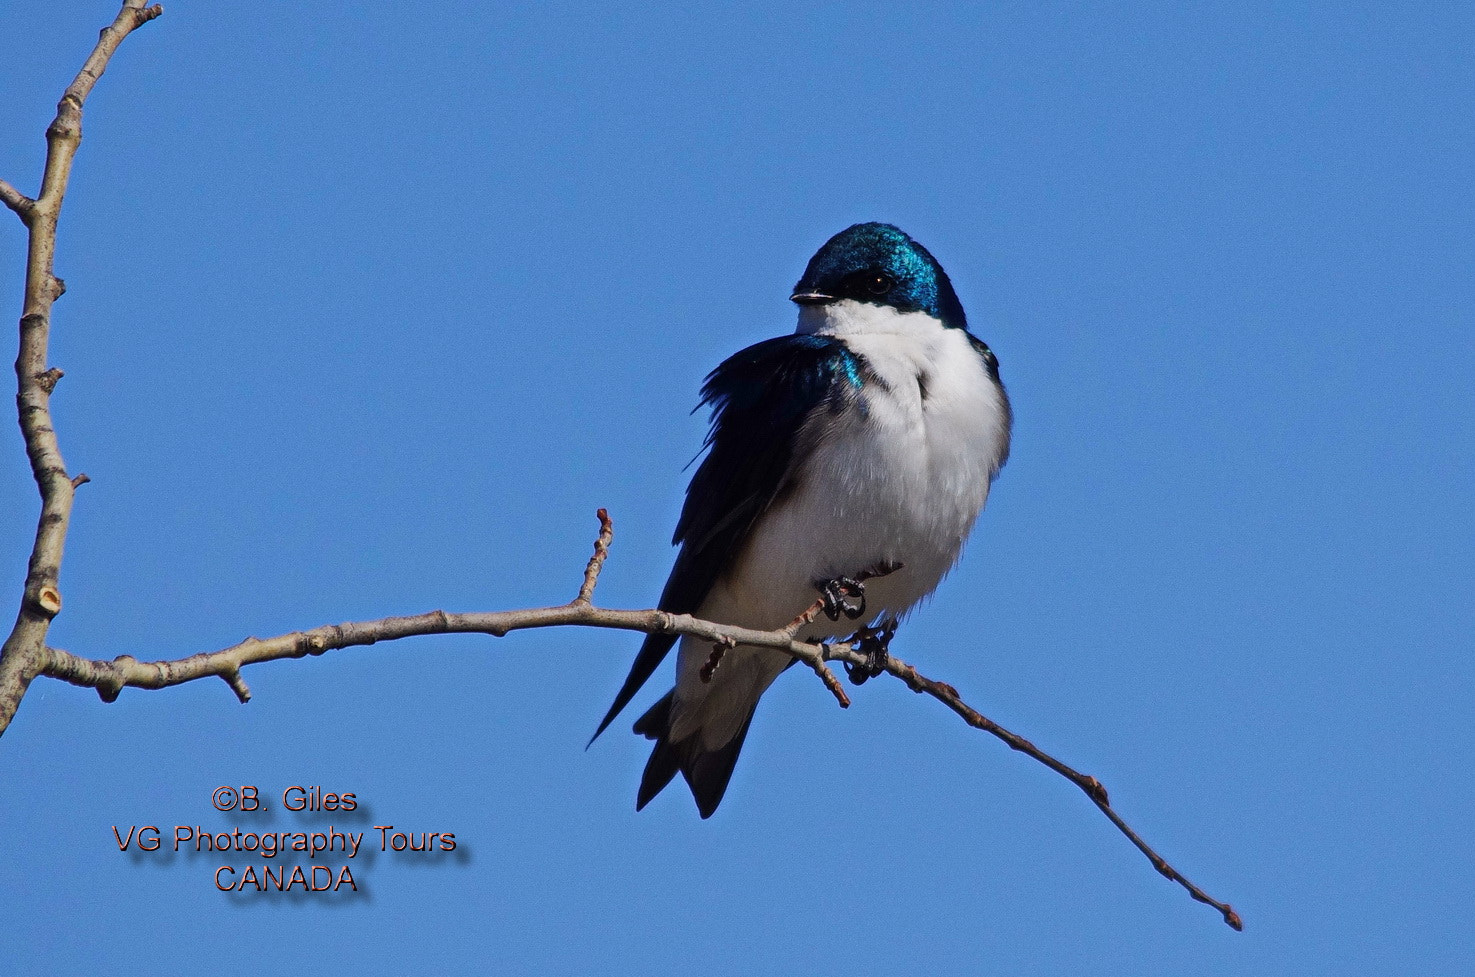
790 222 967 330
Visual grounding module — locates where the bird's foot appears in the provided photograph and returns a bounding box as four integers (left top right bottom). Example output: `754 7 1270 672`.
815 575 867 622
844 618 897 685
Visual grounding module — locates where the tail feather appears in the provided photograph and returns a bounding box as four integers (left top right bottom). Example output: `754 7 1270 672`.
633 690 756 819
633 690 673 740
682 713 755 819
635 692 681 811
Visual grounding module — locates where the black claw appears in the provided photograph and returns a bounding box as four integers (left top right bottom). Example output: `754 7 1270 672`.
844 618 897 686
816 575 867 622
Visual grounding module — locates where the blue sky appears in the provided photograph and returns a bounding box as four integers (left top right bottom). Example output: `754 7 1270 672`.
1 1 1471 973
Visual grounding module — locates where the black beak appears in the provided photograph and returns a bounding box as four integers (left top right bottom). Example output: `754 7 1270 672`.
790 291 835 305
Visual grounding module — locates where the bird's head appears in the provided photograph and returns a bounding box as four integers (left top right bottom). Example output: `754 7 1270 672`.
790 223 966 330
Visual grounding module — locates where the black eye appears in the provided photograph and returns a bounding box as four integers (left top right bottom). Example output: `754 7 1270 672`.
839 269 896 300
842 271 895 297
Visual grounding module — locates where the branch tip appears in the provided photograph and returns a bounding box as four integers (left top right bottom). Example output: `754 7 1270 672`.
36 587 63 616
35 367 64 393
574 507 616 604
814 661 851 708
222 669 251 703
783 595 826 635
0 179 34 221
699 645 725 683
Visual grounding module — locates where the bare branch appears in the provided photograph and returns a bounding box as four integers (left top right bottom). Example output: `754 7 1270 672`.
26 509 1239 929
33 590 845 711
848 646 1243 930
0 1 163 732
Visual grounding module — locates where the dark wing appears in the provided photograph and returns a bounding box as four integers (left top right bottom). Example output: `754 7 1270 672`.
588 334 862 744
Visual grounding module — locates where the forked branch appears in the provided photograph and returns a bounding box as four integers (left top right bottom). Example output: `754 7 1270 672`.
0 0 163 737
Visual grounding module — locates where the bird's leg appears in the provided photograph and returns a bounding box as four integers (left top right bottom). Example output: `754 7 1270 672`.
844 617 897 685
814 575 867 622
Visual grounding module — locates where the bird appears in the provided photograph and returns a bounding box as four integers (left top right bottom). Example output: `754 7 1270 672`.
590 222 1012 818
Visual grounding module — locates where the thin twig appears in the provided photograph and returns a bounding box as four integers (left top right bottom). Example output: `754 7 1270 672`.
782 596 850 706
816 641 1243 930
574 508 614 604
783 597 829 636
0 179 34 221
698 635 735 684
805 644 852 708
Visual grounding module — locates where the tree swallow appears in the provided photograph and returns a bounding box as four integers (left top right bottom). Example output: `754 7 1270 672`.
592 222 1012 817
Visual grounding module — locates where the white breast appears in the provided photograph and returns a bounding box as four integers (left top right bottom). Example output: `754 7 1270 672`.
755 298 1009 620
668 300 1010 746
693 298 1014 634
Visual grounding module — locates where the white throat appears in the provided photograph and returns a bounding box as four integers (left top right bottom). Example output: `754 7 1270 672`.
795 298 944 341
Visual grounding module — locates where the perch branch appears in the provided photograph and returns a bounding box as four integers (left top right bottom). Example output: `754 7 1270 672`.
31 509 1239 930
0 0 163 736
